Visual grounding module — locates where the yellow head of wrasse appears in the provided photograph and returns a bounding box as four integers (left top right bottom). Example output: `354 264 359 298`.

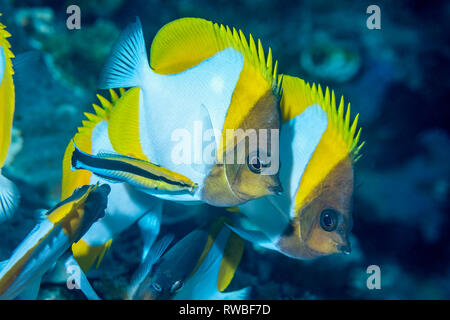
71 141 198 194
277 75 364 259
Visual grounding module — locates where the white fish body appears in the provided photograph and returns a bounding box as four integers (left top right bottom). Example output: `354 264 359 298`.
99 19 244 203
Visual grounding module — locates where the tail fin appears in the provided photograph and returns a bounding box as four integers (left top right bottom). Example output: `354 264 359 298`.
138 202 163 262
221 286 251 300
0 173 19 224
98 17 151 89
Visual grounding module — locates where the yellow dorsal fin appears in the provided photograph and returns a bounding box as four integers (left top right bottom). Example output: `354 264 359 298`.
60 89 123 200
61 89 123 271
61 133 92 201
150 18 282 156
150 18 280 92
109 88 119 103
96 94 113 112
0 15 15 167
108 87 149 160
0 15 14 72
279 75 364 213
280 75 363 160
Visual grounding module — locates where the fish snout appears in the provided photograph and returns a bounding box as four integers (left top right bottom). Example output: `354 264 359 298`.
338 243 351 255
267 173 283 196
268 184 283 195
337 235 352 255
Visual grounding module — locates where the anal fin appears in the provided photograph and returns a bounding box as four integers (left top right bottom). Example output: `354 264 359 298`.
71 238 112 272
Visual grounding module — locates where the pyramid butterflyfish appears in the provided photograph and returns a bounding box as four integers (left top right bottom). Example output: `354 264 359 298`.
234 75 364 259
95 17 283 207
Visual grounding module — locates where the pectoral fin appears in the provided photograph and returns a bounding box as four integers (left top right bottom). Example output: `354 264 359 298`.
108 87 148 160
127 234 174 299
0 173 19 224
138 201 163 262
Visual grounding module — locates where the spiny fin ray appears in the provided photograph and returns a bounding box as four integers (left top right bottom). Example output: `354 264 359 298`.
149 17 281 94
279 75 363 162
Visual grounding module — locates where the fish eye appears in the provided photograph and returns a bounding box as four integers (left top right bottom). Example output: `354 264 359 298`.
247 154 261 173
319 209 339 232
247 152 270 174
170 280 183 293
151 282 162 293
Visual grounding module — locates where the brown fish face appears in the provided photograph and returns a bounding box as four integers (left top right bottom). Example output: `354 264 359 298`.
202 90 282 206
277 156 354 259
225 124 282 202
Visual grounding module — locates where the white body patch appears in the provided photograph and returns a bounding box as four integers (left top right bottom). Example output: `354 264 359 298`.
237 105 328 247
97 20 244 204
210 75 225 94
279 104 328 217
138 48 244 202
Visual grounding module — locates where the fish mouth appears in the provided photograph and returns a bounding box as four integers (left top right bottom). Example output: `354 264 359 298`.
337 238 352 255
268 184 283 195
